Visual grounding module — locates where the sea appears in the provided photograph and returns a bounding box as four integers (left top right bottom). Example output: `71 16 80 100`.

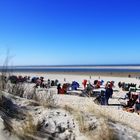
1 65 140 73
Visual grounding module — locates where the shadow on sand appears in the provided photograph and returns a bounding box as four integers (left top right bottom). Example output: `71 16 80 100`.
108 104 122 107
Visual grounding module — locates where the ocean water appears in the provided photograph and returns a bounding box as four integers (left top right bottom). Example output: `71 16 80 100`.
1 65 140 73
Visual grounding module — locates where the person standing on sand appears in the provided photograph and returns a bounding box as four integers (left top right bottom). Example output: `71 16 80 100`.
64 78 66 82
57 84 61 94
135 93 140 114
105 84 113 105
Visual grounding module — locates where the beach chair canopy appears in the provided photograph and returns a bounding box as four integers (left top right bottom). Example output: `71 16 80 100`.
71 81 80 90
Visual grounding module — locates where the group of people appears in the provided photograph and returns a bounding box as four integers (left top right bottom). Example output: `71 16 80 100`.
118 82 137 91
34 78 59 88
57 81 80 94
57 83 70 94
56 79 114 106
123 91 140 114
8 75 30 84
6 74 140 113
8 75 60 89
117 81 140 114
94 81 114 105
6 75 114 106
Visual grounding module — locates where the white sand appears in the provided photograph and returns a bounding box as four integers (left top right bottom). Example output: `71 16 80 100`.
13 72 140 84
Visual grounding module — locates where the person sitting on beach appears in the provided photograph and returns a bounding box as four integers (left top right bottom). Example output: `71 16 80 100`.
81 83 94 97
123 83 130 91
110 81 114 88
118 81 122 88
39 77 45 88
96 81 101 89
51 80 55 86
123 99 136 113
93 80 100 89
94 90 106 105
31 77 38 83
62 83 68 94
47 79 51 86
54 79 59 86
34 78 41 88
27 76 30 81
123 92 138 113
134 92 140 115
134 93 140 115
86 83 94 97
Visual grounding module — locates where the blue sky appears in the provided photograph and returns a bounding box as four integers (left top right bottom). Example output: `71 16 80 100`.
0 0 140 65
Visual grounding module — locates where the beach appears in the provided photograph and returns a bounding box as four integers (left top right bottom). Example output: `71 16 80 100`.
1 0 140 139
1 72 140 140
13 71 140 82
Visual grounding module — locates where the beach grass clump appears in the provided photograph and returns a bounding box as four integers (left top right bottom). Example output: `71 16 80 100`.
22 114 37 134
62 100 118 140
0 51 13 92
63 105 75 114
64 105 92 134
85 100 140 133
68 106 116 140
0 75 7 91
86 118 118 140
8 83 26 97
33 89 58 108
73 104 117 140
75 112 89 133
17 114 41 140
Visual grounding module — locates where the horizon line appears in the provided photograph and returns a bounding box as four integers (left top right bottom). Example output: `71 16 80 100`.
1 64 140 67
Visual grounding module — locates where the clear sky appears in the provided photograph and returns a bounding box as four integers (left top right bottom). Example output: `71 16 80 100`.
0 0 140 65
